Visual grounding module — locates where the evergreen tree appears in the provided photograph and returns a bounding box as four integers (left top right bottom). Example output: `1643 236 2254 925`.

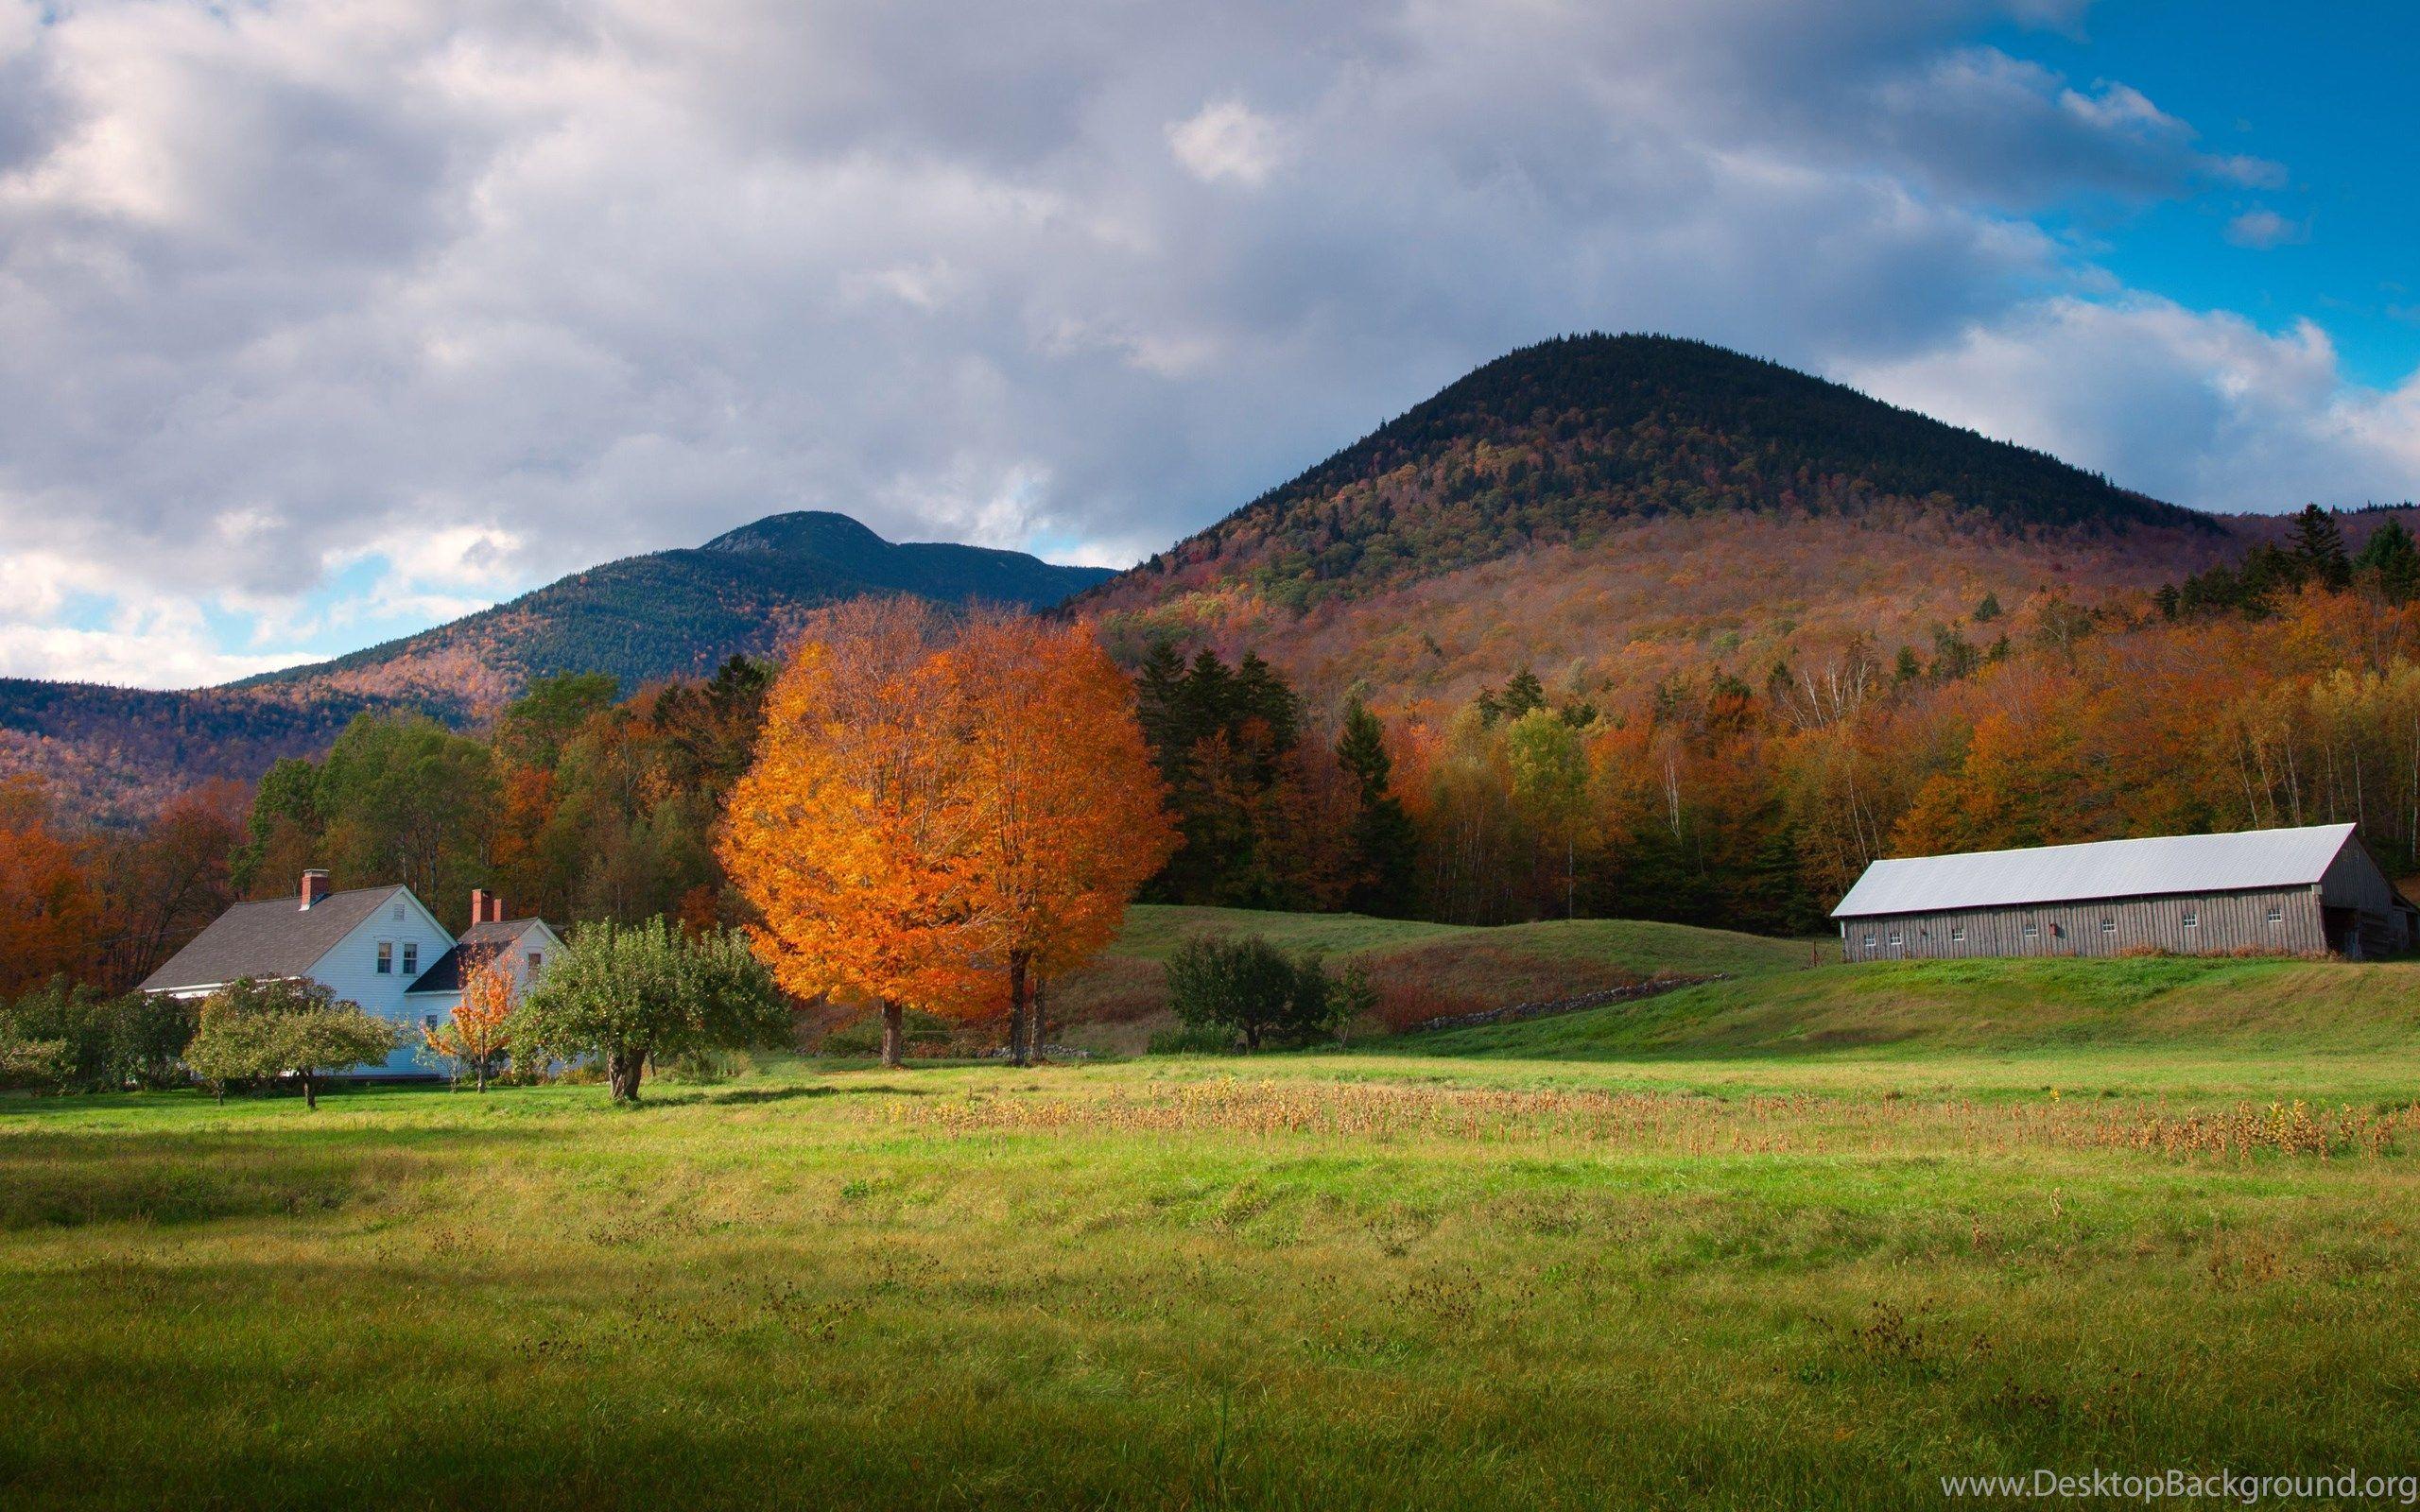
2290 504 2352 590
1974 592 2002 622
1499 668 1547 722
1335 699 1416 916
2356 517 2420 606
1134 640 1189 776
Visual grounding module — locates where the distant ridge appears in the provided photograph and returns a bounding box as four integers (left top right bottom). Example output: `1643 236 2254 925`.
239 508 1113 698
1 510 1111 822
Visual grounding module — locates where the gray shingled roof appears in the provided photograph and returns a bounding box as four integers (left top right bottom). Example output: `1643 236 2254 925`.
406 919 545 995
139 886 407 992
1832 823 2359 919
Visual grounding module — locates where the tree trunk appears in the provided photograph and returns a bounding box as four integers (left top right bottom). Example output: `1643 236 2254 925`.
1027 978 1048 1065
1007 951 1032 1068
880 1001 905 1069
607 1048 645 1103
302 1072 317 1110
474 1057 487 1094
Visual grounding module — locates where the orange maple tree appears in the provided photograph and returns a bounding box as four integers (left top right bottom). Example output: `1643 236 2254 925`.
943 611 1175 1064
720 598 992 1067
424 955 515 1091
0 776 99 998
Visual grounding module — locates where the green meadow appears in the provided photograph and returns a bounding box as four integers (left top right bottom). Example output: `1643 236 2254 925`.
6 932 2420 1508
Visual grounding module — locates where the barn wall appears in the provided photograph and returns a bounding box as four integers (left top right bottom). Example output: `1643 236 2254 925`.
1839 886 2324 962
2319 844 2413 957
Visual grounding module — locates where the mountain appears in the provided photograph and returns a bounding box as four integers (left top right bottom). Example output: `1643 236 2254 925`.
1 511 1111 822
1071 333 2240 708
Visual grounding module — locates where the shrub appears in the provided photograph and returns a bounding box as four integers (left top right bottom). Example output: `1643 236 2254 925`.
0 977 198 1093
1164 935 1349 1051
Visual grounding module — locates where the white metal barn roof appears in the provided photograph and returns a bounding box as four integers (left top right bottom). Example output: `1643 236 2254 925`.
1830 823 2358 919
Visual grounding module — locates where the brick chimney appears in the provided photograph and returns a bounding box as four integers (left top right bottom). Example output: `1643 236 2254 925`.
487 892 507 923
300 869 331 910
470 888 491 927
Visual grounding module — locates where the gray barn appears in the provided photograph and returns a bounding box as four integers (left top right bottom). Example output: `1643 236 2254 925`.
1832 823 2418 962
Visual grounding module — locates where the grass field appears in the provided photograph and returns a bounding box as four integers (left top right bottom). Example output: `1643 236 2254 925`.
8 936 2420 1508
1052 904 1819 1051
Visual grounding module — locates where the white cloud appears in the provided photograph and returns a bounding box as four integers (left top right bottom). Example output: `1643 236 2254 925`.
1842 296 2420 510
1167 99 1290 186
0 0 2403 688
2225 206 2308 249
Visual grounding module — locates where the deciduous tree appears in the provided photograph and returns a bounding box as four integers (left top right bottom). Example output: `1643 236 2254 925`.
510 917 787 1102
184 977 401 1109
722 598 992 1067
944 612 1176 1065
424 957 516 1091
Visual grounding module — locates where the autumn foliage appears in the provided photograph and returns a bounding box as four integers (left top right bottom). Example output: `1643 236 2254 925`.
721 599 1172 1066
424 957 516 1091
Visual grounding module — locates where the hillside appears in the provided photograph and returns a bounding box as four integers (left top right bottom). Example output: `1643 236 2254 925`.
1074 333 2240 708
1404 954 2420 1095
1 511 1109 823
1050 902 1813 1053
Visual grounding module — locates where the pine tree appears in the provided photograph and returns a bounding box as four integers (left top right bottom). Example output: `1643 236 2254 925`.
2290 504 2352 590
1500 668 1547 721
2355 517 2420 606
1335 699 1416 916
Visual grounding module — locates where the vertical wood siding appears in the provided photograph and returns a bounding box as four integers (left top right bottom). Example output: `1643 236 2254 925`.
1840 887 2325 962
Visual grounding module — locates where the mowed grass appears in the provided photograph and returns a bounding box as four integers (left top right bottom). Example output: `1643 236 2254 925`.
9 954 2420 1511
1055 905 1817 1051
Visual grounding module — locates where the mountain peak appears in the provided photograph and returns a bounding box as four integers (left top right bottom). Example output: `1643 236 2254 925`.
1076 331 2208 622
700 510 890 558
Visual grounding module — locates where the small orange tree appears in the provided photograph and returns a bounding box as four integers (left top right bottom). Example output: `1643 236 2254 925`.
721 598 992 1067
945 611 1176 1064
424 955 515 1091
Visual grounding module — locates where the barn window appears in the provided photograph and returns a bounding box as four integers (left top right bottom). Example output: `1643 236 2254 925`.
2100 919 2117 934
1862 935 1876 954
2267 906 2283 924
2183 910 2199 928
402 942 418 975
1950 925 1965 942
2022 922 2039 938
1887 930 1903 947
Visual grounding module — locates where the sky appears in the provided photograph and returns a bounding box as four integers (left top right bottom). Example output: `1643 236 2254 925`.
1 0 2415 689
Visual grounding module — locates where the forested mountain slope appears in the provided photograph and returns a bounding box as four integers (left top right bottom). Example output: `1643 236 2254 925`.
1 512 1109 822
1072 333 2238 708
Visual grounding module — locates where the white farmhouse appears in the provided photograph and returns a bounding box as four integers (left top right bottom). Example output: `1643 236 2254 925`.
141 870 565 1076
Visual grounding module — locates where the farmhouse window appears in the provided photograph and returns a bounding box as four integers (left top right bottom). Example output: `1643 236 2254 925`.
392 903 405 921
402 942 418 975
527 952 543 973
376 941 393 974
424 1014 440 1031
